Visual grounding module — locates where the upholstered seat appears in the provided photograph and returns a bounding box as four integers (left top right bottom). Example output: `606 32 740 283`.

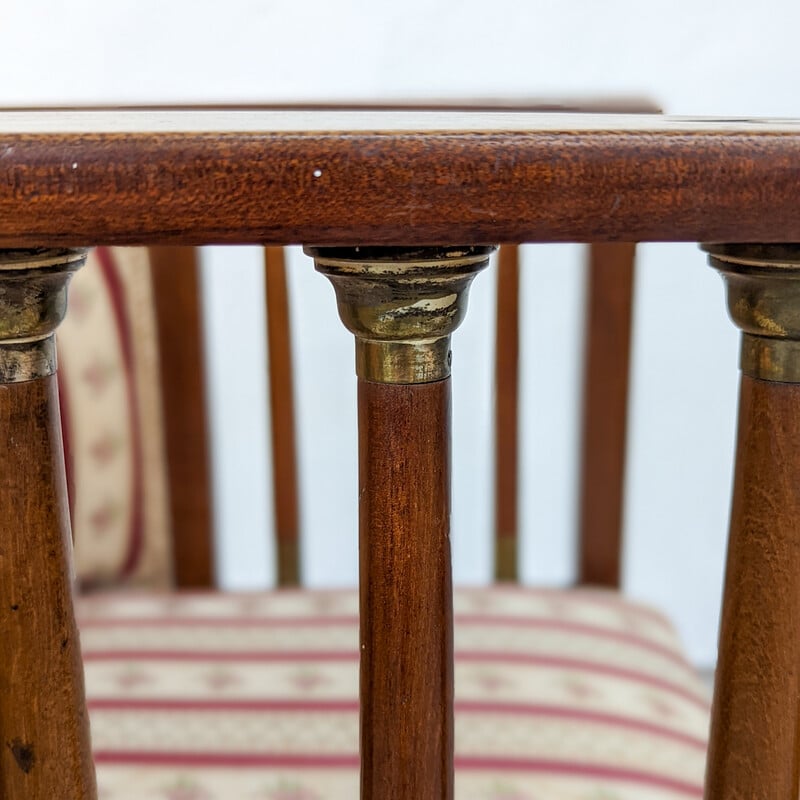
78 587 707 800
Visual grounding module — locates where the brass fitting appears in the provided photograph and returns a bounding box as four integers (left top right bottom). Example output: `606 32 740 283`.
0 248 87 383
307 246 494 384
705 244 800 383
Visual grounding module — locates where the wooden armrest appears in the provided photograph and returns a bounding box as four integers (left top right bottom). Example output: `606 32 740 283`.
2 109 800 800
0 111 797 245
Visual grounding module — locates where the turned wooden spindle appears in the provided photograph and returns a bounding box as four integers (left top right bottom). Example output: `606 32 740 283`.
265 246 301 586
309 245 492 800
148 246 216 589
494 245 520 581
0 249 97 799
578 242 636 587
704 244 800 799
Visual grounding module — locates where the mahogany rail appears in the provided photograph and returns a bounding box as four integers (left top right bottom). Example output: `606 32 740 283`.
0 111 799 800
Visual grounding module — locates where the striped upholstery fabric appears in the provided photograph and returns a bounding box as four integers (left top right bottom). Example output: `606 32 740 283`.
78 586 709 799
58 247 173 589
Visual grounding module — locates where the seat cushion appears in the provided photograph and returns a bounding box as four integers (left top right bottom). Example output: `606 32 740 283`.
77 586 709 799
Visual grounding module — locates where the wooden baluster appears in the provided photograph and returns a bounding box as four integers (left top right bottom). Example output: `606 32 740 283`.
578 242 636 587
264 246 301 586
494 245 520 582
309 246 493 800
704 244 800 799
0 249 96 799
358 378 453 798
148 246 216 588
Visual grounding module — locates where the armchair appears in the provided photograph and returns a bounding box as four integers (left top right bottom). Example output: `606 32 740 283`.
0 108 796 800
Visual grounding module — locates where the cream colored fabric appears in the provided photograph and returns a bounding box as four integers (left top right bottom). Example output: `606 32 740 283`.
59 247 172 588
78 586 709 799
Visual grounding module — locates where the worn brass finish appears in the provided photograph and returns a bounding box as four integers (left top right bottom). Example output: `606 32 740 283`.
0 248 87 383
494 536 517 583
738 335 800 384
355 338 453 385
705 244 800 383
0 339 57 384
277 538 300 587
307 246 494 384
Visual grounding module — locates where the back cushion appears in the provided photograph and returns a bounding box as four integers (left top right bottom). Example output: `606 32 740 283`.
58 247 173 589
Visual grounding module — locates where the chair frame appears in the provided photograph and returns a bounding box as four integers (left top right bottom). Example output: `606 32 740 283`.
0 109 798 799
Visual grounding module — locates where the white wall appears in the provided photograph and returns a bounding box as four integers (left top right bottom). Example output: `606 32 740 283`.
3 0 799 666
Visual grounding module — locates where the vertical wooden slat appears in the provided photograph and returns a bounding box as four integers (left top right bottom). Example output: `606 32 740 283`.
494 245 520 582
359 378 454 800
148 246 215 588
705 376 800 798
264 246 301 587
0 376 97 798
577 242 636 587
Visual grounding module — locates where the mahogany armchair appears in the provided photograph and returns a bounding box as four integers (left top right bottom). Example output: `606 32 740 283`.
0 109 798 800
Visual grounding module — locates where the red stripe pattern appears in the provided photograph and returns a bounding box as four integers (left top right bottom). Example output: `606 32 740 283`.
79 586 709 799
58 247 168 589
93 247 146 580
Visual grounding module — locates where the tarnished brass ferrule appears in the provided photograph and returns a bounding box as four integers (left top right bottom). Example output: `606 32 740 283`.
307 246 494 384
705 244 800 383
0 248 87 383
494 536 517 583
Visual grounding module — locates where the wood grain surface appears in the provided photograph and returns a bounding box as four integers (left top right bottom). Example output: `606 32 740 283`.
705 376 800 799
0 115 799 245
577 243 636 587
358 378 453 800
148 247 215 588
0 376 96 799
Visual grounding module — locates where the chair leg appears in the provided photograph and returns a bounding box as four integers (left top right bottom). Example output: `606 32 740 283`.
309 245 493 800
359 378 453 798
0 250 97 799
705 244 800 798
